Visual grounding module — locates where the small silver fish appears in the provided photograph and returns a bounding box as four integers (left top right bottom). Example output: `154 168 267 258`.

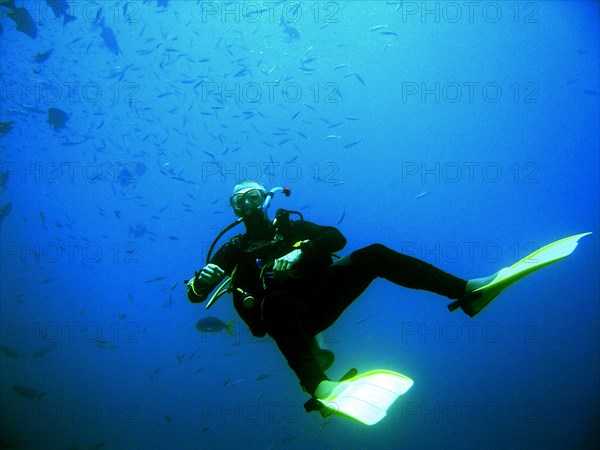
414 190 431 199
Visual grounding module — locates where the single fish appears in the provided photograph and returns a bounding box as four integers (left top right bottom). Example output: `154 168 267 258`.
93 338 119 350
31 342 58 358
0 169 8 190
46 0 76 24
195 317 235 337
0 120 14 135
0 203 13 223
12 385 46 400
34 49 54 63
6 2 37 38
344 140 362 149
0 344 20 358
354 73 367 87
245 7 270 18
98 18 121 55
47 108 69 131
280 15 300 39
145 276 166 283
337 209 346 225
233 66 250 78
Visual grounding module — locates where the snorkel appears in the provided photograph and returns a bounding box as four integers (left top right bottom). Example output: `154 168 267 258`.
261 186 291 214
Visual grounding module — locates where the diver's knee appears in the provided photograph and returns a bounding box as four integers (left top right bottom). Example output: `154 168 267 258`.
367 243 388 253
333 255 353 266
351 243 388 264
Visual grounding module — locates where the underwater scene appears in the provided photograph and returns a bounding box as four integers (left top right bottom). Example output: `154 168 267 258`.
0 1 598 449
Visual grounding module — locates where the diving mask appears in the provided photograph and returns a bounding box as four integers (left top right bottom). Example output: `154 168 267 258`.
230 188 265 215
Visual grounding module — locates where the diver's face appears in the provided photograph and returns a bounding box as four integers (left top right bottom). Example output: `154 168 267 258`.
230 188 265 217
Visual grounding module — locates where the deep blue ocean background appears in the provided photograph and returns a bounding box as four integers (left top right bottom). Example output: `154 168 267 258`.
1 1 598 449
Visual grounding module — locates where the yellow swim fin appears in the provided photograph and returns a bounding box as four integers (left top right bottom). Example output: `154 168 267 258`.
449 232 592 317
316 369 414 426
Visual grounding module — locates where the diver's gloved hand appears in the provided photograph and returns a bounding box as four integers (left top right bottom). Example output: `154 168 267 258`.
196 263 225 285
273 249 302 279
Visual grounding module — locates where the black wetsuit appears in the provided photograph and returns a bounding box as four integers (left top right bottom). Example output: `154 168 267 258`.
188 215 467 396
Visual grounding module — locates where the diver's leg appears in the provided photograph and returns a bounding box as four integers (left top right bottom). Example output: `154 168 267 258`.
350 243 467 298
261 291 328 396
306 262 376 335
306 244 468 334
309 335 335 371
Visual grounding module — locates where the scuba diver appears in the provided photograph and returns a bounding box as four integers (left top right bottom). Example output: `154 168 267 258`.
186 180 590 421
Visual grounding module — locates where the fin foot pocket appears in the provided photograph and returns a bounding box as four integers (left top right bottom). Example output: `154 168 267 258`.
304 368 358 414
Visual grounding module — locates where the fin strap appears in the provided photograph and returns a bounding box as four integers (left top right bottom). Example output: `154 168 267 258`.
447 299 462 312
303 397 322 413
303 368 358 414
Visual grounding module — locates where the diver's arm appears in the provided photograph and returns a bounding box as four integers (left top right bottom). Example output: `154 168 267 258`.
272 221 346 279
187 278 213 303
187 264 225 303
187 241 238 303
297 221 347 255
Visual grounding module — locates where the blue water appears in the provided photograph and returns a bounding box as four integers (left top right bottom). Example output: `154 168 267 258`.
1 1 598 449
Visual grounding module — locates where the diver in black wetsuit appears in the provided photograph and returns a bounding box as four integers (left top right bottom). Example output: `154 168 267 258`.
187 180 471 403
